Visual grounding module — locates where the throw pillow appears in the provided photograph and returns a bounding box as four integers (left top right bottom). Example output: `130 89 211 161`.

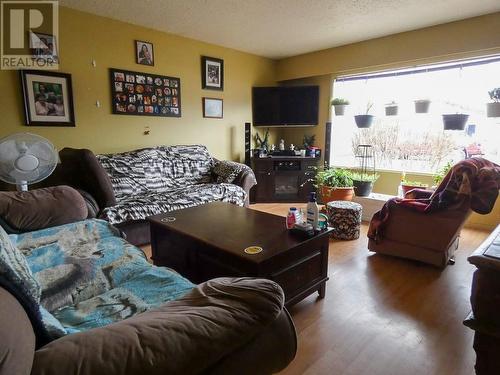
213 160 247 184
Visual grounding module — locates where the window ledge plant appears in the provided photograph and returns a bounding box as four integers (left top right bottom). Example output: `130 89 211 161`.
487 88 500 118
331 98 350 116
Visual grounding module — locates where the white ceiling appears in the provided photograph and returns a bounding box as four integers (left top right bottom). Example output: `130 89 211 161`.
60 0 500 59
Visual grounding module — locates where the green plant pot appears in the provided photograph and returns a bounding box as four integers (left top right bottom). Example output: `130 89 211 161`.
385 105 398 116
415 100 431 113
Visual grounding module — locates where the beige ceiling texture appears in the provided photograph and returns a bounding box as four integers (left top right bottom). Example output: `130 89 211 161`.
60 0 500 59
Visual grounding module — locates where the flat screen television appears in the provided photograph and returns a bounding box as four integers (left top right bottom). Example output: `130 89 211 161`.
252 86 319 126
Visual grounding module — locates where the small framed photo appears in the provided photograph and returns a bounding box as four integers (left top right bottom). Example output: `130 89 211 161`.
203 97 223 118
201 56 223 91
20 70 75 126
30 32 59 64
135 40 154 66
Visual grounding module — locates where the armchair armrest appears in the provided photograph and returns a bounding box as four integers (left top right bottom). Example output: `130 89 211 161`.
404 188 434 199
32 278 295 375
213 160 257 206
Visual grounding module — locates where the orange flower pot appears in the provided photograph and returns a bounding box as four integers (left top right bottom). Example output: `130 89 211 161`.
319 186 354 203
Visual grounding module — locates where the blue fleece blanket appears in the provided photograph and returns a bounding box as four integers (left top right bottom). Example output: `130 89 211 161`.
10 219 194 335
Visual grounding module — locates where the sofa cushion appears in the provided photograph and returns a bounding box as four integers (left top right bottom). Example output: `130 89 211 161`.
0 186 88 233
100 183 246 224
12 219 194 333
213 160 253 184
97 145 214 199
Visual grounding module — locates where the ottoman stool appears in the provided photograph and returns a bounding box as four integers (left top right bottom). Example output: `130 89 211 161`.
326 201 362 240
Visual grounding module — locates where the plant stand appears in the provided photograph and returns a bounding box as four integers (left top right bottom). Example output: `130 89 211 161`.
353 145 376 197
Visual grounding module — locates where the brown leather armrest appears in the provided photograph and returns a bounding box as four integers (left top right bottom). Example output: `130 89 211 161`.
233 168 257 207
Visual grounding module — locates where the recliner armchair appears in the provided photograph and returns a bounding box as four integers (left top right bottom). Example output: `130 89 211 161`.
368 157 499 268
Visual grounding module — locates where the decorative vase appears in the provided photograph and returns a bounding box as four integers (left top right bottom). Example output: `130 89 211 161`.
385 105 398 116
354 115 374 128
333 104 347 116
486 102 500 118
415 100 431 113
353 180 373 197
442 114 469 130
319 186 354 203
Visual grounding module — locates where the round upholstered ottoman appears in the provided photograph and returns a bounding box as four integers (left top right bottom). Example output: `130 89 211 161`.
326 201 362 240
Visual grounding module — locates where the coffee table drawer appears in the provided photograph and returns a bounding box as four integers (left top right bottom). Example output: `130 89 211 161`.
270 251 323 299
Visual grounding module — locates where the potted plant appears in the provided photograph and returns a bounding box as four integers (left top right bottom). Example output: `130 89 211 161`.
414 99 431 113
351 172 380 197
315 167 354 203
487 88 500 118
442 114 469 130
401 179 429 195
354 102 374 128
331 98 349 116
254 128 270 156
433 160 453 186
385 101 398 116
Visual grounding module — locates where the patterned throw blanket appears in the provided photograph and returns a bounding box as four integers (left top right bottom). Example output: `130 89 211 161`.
9 219 194 343
368 158 500 242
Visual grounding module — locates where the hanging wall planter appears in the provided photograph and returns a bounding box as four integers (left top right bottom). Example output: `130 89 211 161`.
487 102 500 118
331 98 349 116
354 115 374 128
385 102 398 116
442 114 469 130
487 88 500 117
414 99 431 113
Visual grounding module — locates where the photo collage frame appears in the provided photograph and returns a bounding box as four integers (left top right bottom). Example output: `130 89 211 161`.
110 68 181 117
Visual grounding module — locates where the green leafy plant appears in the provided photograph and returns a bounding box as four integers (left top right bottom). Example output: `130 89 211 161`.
434 160 453 184
350 172 380 182
303 134 316 149
315 168 353 188
254 129 270 150
489 88 500 103
331 98 350 105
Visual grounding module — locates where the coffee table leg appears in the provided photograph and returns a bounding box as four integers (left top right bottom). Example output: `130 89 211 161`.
318 283 326 298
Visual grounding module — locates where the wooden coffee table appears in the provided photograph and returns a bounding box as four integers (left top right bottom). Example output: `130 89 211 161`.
148 202 332 308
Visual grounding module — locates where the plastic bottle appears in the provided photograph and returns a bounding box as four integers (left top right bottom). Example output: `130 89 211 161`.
306 192 319 230
286 207 297 229
398 171 406 198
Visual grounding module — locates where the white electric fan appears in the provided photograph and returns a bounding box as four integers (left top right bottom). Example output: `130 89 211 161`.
0 133 59 191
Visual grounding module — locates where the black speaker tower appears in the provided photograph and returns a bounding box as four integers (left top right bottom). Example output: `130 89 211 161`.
244 122 251 166
324 122 332 168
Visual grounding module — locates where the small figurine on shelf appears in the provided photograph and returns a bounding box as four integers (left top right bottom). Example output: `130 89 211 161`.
290 144 295 151
270 144 276 152
279 139 285 151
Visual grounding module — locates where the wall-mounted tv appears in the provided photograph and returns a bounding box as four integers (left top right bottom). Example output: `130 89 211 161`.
252 86 319 126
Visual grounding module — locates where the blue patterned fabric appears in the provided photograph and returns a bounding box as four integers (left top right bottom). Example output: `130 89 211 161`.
10 219 194 334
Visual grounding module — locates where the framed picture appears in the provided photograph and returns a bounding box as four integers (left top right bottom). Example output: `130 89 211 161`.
203 97 223 118
201 56 223 91
20 70 75 126
110 68 181 117
135 40 154 66
30 32 59 64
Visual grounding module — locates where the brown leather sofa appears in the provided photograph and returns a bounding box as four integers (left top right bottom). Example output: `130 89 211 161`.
464 225 500 375
31 147 257 245
368 193 471 268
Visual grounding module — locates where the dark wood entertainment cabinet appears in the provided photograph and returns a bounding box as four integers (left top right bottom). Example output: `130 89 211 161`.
250 156 319 203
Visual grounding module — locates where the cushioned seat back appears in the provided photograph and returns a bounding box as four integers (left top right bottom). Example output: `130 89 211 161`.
97 145 214 199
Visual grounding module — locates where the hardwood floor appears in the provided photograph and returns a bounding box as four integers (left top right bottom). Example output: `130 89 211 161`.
250 203 489 375
141 203 489 375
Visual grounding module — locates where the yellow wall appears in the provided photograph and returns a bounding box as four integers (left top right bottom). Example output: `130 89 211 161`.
0 7 276 161
276 12 500 81
273 13 500 230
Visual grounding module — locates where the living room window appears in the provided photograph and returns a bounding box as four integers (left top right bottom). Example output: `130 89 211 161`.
329 56 500 174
